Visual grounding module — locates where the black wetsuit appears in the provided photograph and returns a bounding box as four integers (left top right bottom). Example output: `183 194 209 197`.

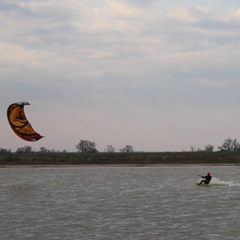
199 175 212 185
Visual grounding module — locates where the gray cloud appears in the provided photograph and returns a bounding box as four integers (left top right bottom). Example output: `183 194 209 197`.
1 0 239 151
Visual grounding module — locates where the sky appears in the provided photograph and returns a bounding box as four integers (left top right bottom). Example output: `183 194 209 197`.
0 0 240 152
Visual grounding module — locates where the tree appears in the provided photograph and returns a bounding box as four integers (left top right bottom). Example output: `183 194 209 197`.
231 139 240 151
76 140 97 153
38 147 51 153
218 138 240 152
190 146 196 152
16 146 33 153
119 145 134 153
105 145 116 153
204 144 214 152
0 148 11 153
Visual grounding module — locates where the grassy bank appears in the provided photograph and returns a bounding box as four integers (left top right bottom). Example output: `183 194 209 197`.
0 151 240 165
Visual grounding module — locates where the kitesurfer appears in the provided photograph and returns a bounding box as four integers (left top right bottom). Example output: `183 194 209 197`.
198 172 212 185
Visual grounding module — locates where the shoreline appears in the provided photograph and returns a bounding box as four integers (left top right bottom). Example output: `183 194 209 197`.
1 163 240 168
1 152 239 166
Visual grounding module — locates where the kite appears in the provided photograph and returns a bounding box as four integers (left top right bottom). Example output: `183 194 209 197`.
7 102 43 142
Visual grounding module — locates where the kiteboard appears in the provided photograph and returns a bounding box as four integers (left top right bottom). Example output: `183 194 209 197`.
194 182 228 187
194 182 209 187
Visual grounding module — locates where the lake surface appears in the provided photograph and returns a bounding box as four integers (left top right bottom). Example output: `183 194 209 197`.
0 165 240 240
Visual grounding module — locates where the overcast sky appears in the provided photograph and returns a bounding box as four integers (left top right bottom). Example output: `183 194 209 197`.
1 0 239 152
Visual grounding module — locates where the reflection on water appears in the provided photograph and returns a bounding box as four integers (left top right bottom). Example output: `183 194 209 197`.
0 166 240 240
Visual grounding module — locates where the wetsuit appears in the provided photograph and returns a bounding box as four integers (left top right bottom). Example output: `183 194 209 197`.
198 175 212 185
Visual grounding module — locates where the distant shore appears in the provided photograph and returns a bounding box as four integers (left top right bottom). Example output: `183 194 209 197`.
1 163 240 168
0 151 239 166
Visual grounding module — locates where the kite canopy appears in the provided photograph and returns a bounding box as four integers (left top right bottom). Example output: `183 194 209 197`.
7 102 43 142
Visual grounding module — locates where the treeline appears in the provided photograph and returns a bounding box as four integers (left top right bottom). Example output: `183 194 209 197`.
1 138 240 154
0 151 239 165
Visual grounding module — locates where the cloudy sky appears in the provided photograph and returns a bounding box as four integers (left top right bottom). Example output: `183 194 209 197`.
1 0 239 152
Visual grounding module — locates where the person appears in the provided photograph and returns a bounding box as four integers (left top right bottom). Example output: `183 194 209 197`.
198 172 212 185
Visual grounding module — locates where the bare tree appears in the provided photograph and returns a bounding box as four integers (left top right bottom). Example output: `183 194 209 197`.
76 140 98 153
0 148 11 153
204 144 214 152
105 145 116 153
218 138 240 151
232 139 240 151
39 147 51 153
16 146 33 153
119 145 134 153
190 146 196 152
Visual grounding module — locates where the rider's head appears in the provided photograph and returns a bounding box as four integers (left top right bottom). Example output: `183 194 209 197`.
207 172 211 176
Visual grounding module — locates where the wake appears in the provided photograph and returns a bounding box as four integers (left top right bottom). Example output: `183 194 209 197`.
209 177 240 187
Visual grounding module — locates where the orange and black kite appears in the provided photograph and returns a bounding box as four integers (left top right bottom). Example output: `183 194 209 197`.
7 102 43 142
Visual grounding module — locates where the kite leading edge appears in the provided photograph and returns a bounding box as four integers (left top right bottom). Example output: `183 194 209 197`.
7 102 43 142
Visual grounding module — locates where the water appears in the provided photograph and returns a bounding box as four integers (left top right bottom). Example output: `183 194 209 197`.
0 165 240 240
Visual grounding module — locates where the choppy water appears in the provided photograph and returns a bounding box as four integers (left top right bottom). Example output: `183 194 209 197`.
0 165 240 240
